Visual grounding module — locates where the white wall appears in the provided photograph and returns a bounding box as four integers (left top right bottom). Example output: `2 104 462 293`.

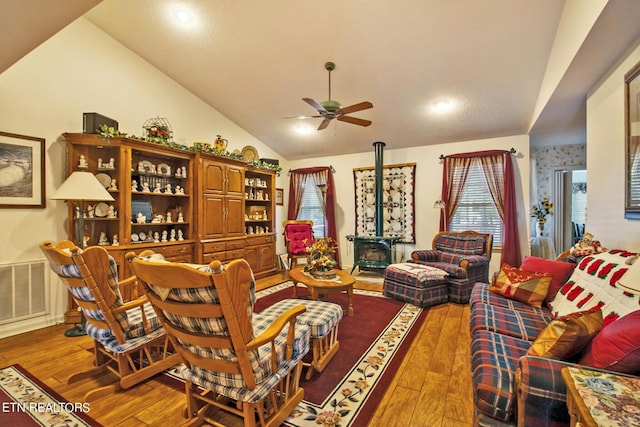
286 135 531 276
0 18 286 336
586 42 640 250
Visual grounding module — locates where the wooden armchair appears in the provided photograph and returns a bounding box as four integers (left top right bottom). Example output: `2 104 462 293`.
128 252 310 427
283 219 314 269
39 240 180 401
411 230 493 303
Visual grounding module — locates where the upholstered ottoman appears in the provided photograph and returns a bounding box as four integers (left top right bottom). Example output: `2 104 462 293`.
383 262 449 308
258 298 343 379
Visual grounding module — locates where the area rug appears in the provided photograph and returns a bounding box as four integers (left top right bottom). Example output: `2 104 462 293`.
162 282 426 427
0 364 101 427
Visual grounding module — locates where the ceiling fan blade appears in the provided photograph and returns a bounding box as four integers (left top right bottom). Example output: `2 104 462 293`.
317 119 332 130
337 116 372 127
303 98 327 113
337 101 373 115
282 115 323 119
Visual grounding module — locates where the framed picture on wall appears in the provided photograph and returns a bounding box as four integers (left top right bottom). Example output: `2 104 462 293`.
0 131 46 208
275 188 284 206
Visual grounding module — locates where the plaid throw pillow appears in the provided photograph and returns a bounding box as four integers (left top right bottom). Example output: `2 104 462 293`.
489 263 552 308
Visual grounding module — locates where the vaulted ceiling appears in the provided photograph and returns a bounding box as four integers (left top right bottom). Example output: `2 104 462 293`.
3 1 640 159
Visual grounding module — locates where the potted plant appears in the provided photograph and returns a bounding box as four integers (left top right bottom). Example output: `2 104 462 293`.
304 237 338 279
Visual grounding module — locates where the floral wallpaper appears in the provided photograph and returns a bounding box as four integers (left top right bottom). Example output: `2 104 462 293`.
531 143 586 237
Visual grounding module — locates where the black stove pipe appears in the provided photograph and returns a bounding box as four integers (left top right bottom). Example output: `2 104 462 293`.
373 141 385 237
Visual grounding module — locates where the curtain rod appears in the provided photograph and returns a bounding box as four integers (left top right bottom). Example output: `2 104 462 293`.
439 147 516 160
288 165 336 175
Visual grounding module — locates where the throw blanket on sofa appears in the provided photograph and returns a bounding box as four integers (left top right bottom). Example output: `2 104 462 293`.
549 249 640 326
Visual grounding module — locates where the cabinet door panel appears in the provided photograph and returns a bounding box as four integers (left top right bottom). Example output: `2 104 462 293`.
202 195 225 239
244 246 258 271
226 166 245 196
203 161 225 193
257 244 275 271
226 197 245 237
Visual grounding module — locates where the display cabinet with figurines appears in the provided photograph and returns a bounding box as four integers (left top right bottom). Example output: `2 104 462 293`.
244 166 276 276
63 133 195 280
63 134 124 249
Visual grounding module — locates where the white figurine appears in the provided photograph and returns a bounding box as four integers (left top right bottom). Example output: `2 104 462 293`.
138 161 144 172
165 183 172 194
107 205 116 218
161 230 168 242
136 212 146 224
108 158 115 169
177 212 184 222
175 185 181 194
131 180 138 191
153 232 160 243
169 229 176 241
153 182 162 193
109 178 117 190
142 182 150 192
181 166 186 178
98 232 109 246
166 212 172 223
78 155 88 169
87 205 94 218
112 234 119 246
177 229 184 241
97 158 103 168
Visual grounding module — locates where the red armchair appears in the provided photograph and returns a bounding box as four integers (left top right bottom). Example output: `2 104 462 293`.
283 220 314 269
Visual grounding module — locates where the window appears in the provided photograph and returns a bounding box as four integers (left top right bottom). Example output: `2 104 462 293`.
296 182 326 238
449 163 503 243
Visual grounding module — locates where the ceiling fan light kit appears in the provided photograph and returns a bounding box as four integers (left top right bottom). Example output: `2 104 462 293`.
290 61 373 130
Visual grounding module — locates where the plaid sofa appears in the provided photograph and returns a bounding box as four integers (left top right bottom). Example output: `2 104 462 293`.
469 273 639 427
411 230 492 303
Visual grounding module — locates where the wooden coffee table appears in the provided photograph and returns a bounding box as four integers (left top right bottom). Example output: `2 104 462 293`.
289 266 355 316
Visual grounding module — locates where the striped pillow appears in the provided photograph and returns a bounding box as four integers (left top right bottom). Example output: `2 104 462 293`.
489 263 552 308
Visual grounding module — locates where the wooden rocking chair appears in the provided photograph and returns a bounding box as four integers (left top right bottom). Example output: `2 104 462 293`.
40 240 180 400
128 252 310 427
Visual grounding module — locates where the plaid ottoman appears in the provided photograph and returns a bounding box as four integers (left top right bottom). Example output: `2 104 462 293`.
383 262 449 307
259 298 343 379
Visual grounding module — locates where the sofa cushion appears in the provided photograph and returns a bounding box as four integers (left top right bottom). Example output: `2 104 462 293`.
520 255 576 303
549 250 640 326
470 283 551 316
489 264 552 308
579 309 640 374
526 308 603 360
471 329 531 422
435 233 487 255
470 302 552 341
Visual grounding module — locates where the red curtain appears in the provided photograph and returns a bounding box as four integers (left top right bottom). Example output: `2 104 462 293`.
287 167 340 266
441 150 521 266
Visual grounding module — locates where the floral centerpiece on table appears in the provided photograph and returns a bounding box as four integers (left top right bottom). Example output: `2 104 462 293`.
531 195 553 232
304 237 338 279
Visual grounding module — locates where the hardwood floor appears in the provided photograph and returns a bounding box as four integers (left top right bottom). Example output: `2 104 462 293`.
0 272 473 426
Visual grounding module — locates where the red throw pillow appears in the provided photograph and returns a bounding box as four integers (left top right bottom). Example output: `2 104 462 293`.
489 263 552 308
520 255 575 303
527 308 603 360
579 310 640 374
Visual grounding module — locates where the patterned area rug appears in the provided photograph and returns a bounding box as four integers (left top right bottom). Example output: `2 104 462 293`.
0 364 101 427
162 282 426 427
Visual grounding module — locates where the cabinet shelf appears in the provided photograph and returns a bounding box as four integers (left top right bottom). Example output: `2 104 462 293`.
131 222 189 227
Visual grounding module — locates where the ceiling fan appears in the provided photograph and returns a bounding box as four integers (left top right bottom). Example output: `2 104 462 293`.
291 62 373 131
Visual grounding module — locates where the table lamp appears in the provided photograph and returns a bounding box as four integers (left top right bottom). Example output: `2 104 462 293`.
51 171 114 336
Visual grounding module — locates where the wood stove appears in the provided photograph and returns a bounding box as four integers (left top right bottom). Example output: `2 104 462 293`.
348 141 401 273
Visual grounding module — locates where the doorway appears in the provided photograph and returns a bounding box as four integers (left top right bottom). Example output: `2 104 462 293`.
553 168 587 254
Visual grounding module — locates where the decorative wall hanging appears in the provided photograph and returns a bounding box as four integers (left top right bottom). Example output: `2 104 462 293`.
353 163 416 242
0 131 45 208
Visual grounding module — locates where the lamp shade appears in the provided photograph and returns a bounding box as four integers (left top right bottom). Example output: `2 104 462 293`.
617 257 640 293
51 171 114 202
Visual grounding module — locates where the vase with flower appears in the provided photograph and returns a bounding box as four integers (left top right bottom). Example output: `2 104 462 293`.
304 237 338 279
531 195 553 237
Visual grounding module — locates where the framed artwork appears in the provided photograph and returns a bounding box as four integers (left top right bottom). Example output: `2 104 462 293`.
275 188 284 206
353 162 416 243
625 60 640 219
0 131 45 208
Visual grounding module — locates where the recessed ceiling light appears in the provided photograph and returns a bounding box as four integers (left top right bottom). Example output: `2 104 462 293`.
432 100 454 114
295 124 313 135
174 7 193 23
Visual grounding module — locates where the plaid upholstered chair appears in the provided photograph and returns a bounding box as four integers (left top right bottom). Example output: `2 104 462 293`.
411 230 493 303
39 240 179 401
128 253 310 427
